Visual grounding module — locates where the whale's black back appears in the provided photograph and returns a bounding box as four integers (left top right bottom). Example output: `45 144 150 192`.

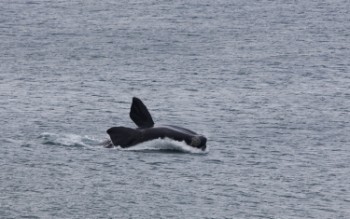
107 127 141 148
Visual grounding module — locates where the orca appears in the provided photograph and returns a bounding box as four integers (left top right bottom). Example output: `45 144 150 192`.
105 97 207 151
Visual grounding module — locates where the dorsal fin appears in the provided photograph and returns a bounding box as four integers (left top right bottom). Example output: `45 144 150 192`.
129 97 155 128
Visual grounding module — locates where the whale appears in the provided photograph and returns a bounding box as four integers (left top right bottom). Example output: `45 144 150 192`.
105 97 207 151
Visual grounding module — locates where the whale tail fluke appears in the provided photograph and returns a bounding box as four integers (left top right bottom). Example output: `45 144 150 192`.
107 127 141 148
130 97 155 128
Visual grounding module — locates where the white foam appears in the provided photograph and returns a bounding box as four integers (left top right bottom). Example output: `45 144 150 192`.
119 138 208 154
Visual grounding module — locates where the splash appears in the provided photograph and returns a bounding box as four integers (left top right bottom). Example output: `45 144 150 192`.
39 133 208 154
118 138 208 154
39 132 99 148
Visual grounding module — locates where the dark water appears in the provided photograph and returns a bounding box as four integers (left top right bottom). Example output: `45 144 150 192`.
1 0 349 218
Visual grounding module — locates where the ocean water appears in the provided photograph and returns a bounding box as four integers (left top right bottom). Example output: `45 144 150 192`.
1 0 349 218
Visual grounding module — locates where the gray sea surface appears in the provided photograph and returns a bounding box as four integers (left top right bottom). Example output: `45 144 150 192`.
1 0 350 218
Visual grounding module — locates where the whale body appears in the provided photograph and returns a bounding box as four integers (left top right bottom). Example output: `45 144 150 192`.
106 97 207 151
